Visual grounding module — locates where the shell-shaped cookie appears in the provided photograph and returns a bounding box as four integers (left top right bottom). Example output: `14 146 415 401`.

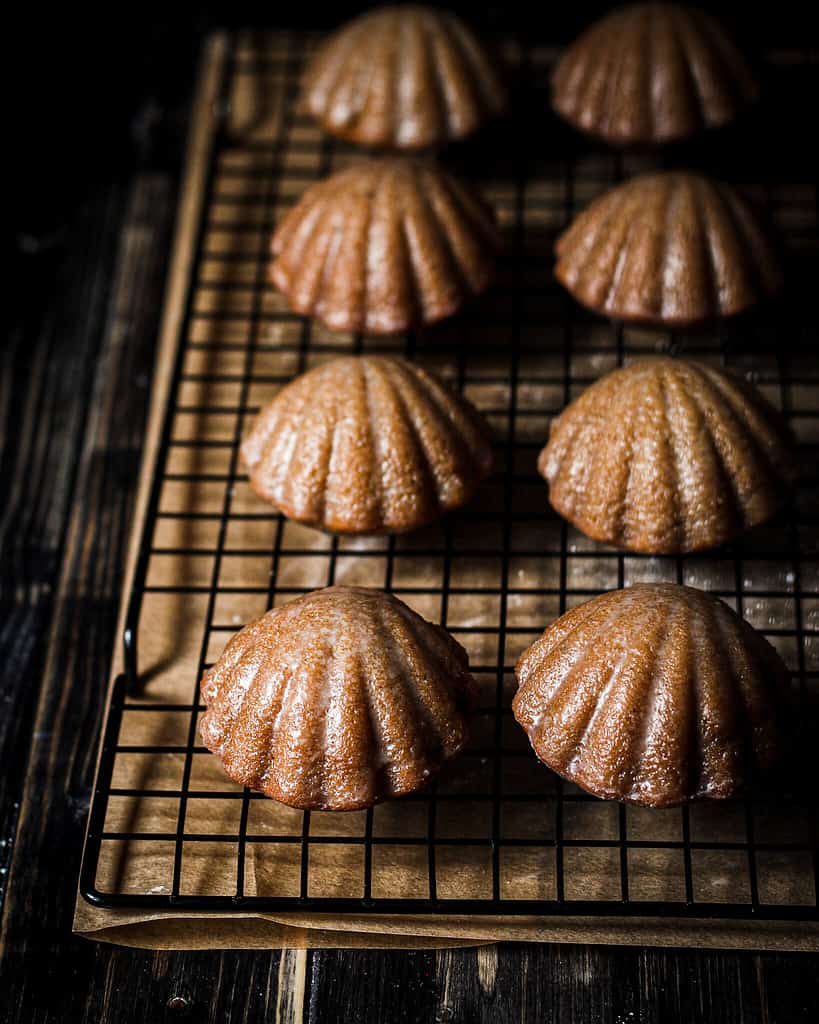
513 584 789 807
270 158 500 334
302 5 506 149
200 586 479 810
555 172 781 325
539 358 797 554
552 3 759 145
242 355 494 534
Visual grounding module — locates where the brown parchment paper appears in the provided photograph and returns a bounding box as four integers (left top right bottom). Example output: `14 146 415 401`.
74 31 819 951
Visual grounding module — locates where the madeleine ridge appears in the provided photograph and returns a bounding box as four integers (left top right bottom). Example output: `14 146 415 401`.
513 584 789 808
302 5 506 149
270 158 501 334
555 172 781 325
242 355 494 534
539 358 797 554
552 3 759 145
200 587 479 810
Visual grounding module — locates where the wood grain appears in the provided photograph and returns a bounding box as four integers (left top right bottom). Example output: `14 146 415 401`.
277 949 308 1023
0 184 128 908
0 173 175 1022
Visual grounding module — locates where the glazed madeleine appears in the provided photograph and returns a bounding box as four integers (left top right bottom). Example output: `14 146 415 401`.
552 3 759 145
302 5 506 149
555 172 781 325
513 584 789 807
200 586 479 810
270 158 500 334
539 358 797 554
242 355 494 534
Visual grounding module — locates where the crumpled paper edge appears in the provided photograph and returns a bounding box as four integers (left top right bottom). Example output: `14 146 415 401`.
75 909 819 952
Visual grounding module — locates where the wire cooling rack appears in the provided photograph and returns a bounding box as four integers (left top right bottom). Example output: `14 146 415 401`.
80 30 819 919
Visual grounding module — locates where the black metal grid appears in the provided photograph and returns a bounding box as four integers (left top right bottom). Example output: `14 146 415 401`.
80 30 819 920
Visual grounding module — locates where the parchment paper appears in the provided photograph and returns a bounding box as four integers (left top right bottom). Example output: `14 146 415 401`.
74 31 819 951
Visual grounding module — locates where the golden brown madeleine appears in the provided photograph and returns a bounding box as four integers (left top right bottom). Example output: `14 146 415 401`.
552 3 759 145
539 358 797 554
302 5 506 149
200 586 479 810
513 584 789 808
270 158 500 334
555 172 781 325
242 355 493 534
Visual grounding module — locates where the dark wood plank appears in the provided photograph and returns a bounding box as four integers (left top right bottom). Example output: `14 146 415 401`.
0 185 128 904
78 949 287 1023
307 949 439 1024
0 175 178 1023
304 944 819 1024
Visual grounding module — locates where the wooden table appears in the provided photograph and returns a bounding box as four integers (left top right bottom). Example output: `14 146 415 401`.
2 10 818 1022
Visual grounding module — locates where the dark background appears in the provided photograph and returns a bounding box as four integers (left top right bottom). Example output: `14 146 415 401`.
7 2 817 263
4 3 811 220
3 3 819 1022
